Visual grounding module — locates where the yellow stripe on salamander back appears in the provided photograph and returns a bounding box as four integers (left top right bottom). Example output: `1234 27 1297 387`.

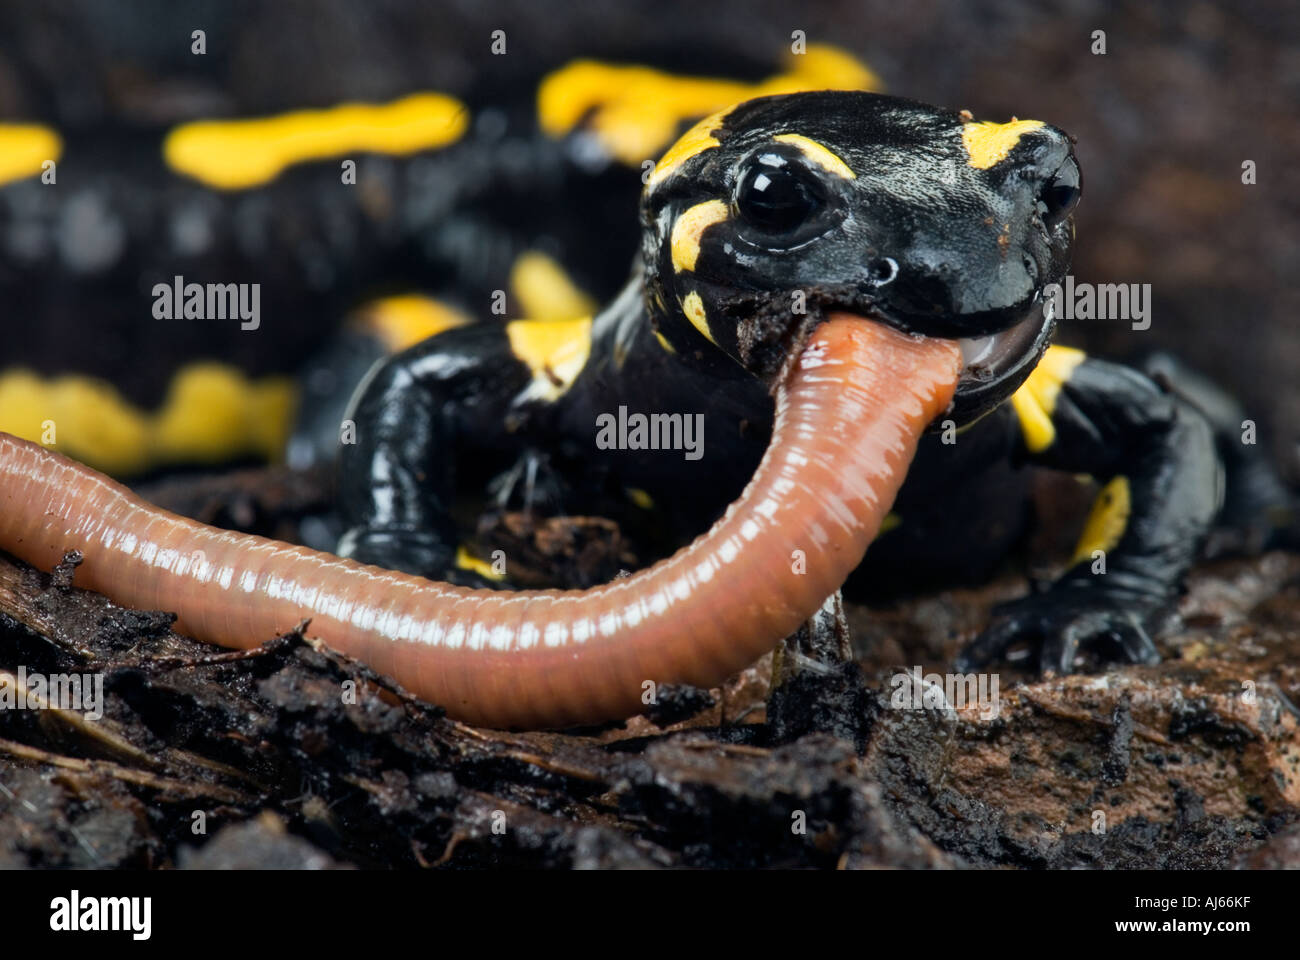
0 124 62 186
353 295 472 352
164 92 468 190
541 44 881 169
506 316 594 403
509 251 598 322
151 365 297 464
0 365 296 474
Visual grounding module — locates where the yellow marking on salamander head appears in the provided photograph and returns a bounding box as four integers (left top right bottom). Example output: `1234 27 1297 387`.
671 200 729 273
653 329 677 354
962 119 1045 170
508 250 598 321
540 44 881 170
1009 344 1086 452
1071 476 1131 564
680 291 715 344
164 92 468 190
506 316 594 403
773 134 855 178
353 295 471 352
0 124 62 186
646 106 734 189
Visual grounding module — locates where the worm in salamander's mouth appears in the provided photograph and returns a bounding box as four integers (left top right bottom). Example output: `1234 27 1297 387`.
806 297 1054 430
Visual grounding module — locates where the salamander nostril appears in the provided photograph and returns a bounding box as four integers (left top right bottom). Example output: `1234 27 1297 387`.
865 257 898 285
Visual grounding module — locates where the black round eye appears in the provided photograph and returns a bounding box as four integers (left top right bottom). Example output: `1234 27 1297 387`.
1038 157 1081 229
735 154 824 234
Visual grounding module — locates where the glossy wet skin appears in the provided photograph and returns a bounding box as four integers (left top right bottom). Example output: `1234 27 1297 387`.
640 91 1081 422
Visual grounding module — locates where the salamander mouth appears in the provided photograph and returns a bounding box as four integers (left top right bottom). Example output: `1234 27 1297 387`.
824 299 1053 425
954 307 1052 390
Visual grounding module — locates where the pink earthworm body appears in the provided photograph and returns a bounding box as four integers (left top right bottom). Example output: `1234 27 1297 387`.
0 317 960 728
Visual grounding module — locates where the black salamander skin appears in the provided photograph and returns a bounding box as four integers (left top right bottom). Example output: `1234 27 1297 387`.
1 127 631 403
338 90 1229 675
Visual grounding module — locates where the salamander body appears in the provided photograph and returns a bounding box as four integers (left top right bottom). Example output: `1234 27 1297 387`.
338 90 1237 679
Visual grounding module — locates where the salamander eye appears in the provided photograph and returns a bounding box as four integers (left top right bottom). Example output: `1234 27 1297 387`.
735 153 825 234
1038 157 1081 229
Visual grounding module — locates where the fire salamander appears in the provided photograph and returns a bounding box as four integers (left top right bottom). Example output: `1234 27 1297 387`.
337 89 1289 675
0 45 875 476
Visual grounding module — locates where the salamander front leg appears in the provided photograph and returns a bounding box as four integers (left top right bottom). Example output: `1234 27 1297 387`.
337 324 532 581
959 354 1221 675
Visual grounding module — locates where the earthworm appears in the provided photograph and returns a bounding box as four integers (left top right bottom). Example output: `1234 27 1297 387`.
0 317 960 728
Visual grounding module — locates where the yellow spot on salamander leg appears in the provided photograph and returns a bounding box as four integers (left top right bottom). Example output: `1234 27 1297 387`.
455 545 506 581
758 44 882 96
506 316 594 404
1071 476 1132 564
508 250 598 321
0 124 62 186
773 134 855 178
1010 345 1087 452
164 92 468 190
671 200 729 273
352 295 471 352
961 119 1045 170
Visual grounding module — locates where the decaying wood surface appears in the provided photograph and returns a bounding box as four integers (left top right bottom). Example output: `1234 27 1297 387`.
0 467 1297 869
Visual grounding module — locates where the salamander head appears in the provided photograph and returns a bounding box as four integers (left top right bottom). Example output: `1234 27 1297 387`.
640 90 1079 423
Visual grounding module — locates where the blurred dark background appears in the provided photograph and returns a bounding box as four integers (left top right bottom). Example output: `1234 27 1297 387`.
0 0 1296 471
